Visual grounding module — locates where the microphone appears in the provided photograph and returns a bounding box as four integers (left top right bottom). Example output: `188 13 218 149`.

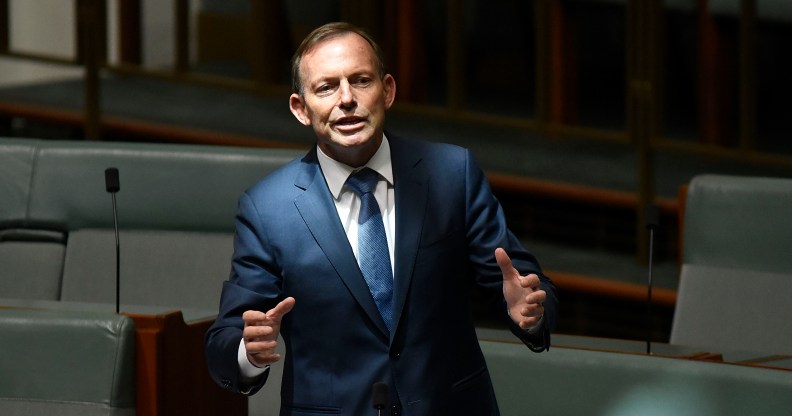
372 382 388 415
105 168 121 314
645 204 659 355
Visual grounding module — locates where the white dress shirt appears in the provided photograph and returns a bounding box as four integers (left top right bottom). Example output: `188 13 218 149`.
316 135 396 273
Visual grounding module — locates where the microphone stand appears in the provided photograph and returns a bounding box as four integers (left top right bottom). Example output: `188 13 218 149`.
111 190 120 314
105 168 121 314
645 204 659 355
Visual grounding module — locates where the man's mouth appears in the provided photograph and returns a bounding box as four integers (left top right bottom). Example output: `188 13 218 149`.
333 116 365 128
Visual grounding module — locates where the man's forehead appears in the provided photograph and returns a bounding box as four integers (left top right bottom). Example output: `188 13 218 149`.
304 32 372 60
300 34 378 78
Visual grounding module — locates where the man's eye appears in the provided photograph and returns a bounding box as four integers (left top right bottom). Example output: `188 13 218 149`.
315 84 336 95
353 78 372 87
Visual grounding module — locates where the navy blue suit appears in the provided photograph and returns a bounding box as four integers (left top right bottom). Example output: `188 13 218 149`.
206 135 557 415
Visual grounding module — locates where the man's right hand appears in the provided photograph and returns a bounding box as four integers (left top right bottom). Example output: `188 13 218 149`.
242 297 296 368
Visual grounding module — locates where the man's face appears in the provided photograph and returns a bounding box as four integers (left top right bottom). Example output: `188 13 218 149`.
289 33 396 167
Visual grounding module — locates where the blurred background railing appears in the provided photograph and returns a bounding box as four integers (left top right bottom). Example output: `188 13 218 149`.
3 1 791 147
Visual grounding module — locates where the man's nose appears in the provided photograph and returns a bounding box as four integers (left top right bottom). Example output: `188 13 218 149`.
338 80 355 106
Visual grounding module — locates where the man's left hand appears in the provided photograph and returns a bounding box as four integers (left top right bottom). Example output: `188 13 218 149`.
496 247 546 330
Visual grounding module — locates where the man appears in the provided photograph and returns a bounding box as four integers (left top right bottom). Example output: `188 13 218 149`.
206 22 557 416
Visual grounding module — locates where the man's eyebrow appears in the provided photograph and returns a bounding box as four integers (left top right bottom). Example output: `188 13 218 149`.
310 76 339 86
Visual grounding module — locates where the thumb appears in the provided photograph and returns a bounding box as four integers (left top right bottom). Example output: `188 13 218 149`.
266 296 296 322
495 248 519 282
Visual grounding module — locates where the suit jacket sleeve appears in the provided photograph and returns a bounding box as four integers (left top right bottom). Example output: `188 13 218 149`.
461 149 558 351
205 191 282 395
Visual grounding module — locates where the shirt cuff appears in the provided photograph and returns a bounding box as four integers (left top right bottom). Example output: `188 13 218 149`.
238 338 270 379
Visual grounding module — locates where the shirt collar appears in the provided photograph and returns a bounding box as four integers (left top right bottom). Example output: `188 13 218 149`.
318 134 393 199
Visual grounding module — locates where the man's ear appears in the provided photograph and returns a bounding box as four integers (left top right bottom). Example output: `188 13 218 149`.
289 94 311 126
382 74 396 110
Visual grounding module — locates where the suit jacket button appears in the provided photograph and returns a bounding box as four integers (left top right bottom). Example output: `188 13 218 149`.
390 351 401 360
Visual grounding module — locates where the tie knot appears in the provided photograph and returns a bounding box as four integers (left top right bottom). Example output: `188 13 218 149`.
346 168 380 196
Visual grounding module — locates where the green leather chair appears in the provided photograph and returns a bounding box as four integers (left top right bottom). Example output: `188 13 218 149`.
0 308 136 416
482 339 792 416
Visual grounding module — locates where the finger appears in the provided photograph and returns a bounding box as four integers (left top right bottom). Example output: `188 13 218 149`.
518 316 543 330
245 339 279 353
520 303 544 318
247 348 282 367
266 297 296 322
243 324 276 340
518 274 541 289
249 351 282 367
525 290 546 305
495 248 519 281
243 310 268 326
519 274 541 290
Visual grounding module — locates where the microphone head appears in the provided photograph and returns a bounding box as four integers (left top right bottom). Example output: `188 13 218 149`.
105 168 120 193
372 382 388 410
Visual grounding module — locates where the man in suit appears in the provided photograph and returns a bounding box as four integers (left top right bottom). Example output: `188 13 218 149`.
206 22 558 416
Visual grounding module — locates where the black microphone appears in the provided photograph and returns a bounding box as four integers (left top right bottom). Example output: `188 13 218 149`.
105 167 120 193
105 168 121 314
372 382 388 415
645 204 659 355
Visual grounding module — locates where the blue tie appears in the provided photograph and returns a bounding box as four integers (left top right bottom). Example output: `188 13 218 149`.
346 168 394 332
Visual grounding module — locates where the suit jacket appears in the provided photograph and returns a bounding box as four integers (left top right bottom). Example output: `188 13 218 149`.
206 135 557 416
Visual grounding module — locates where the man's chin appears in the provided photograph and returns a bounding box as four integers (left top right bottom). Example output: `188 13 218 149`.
319 132 381 165
329 130 376 147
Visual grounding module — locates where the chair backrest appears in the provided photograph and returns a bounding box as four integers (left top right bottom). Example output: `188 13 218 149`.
671 174 792 354
0 141 65 299
60 229 234 310
0 308 136 416
0 138 304 311
481 339 792 416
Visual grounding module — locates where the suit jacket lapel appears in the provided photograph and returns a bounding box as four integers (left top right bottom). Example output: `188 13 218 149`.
390 137 428 337
293 149 390 337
